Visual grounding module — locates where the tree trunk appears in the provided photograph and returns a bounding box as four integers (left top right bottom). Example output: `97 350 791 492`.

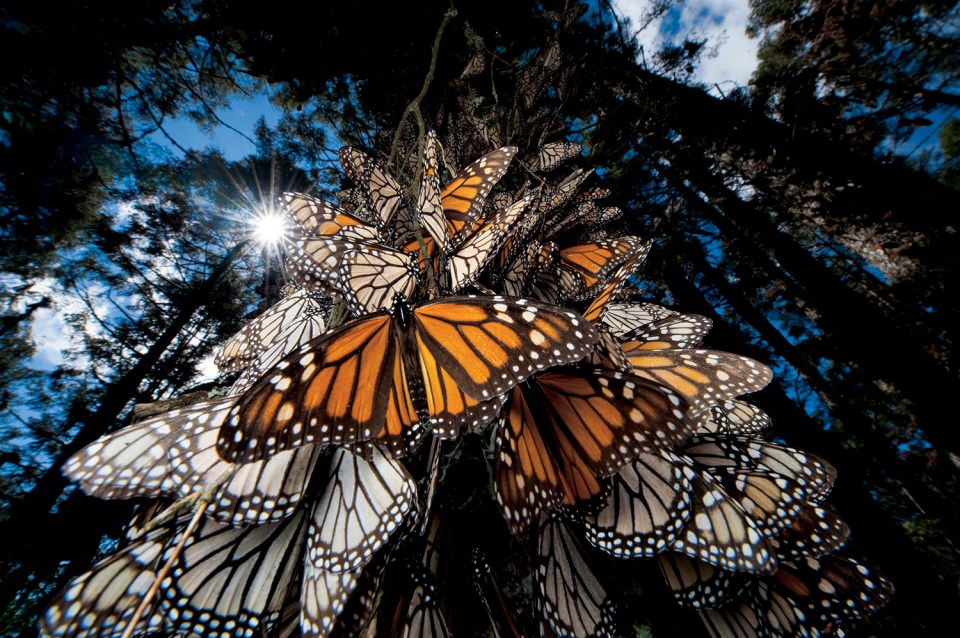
641 134 960 456
660 259 960 635
0 240 248 606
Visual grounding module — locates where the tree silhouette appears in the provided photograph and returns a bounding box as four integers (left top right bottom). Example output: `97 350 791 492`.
1 1 957 636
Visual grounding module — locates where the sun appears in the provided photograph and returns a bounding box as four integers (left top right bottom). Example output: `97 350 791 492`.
250 209 288 245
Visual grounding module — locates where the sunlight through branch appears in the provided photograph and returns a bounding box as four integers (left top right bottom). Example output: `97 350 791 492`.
250 210 288 245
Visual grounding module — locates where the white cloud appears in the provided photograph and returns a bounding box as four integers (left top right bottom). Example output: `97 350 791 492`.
614 0 759 93
194 352 221 385
28 306 74 369
21 276 111 372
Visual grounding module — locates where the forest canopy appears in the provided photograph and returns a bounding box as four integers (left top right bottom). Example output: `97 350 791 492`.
1 0 959 636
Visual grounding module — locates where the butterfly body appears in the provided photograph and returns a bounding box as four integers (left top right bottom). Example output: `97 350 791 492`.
218 295 600 462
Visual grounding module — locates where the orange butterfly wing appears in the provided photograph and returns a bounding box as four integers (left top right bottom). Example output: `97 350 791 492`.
440 146 517 244
495 369 694 533
495 385 572 530
624 348 773 416
281 192 380 241
219 297 600 463
219 313 412 460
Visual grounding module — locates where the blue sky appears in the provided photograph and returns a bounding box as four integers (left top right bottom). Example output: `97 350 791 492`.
22 95 286 372
150 93 284 160
27 1 763 373
151 2 762 160
614 0 759 93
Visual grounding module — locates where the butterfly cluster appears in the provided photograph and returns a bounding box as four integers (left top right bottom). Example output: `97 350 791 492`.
42 58 891 638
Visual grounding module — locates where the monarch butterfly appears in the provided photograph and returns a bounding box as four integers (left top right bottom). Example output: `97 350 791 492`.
330 543 392 638
531 267 562 304
229 299 329 394
557 238 647 301
527 141 582 172
515 64 546 111
538 172 617 241
600 302 680 338
214 287 328 373
432 143 518 249
441 194 533 293
416 130 448 257
284 236 414 301
696 399 772 436
700 553 893 638
301 561 361 636
460 51 486 79
705 469 810 537
498 233 563 304
569 186 612 209
536 516 616 638
488 188 520 214
580 241 653 325
160 509 307 636
122 500 166 543
657 552 747 610
586 324 632 372
784 554 893 625
559 238 643 287
281 188 419 264
456 103 502 152
327 203 521 303
281 192 382 242
501 240 557 298
45 506 309 638
368 562 453 638
538 169 594 228
513 41 561 108
543 200 598 241
339 146 405 230
543 40 564 71
399 570 453 638
698 598 765 638
338 243 422 314
582 451 696 559
624 349 774 418
272 598 307 638
770 503 850 561
41 528 167 637
217 295 600 463
682 435 837 502
55 444 416 637
494 368 692 534
492 188 546 264
589 206 623 229
671 467 776 574
62 397 323 526
307 447 416 572
334 186 362 207
364 518 453 638
471 548 525 638
618 312 713 349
